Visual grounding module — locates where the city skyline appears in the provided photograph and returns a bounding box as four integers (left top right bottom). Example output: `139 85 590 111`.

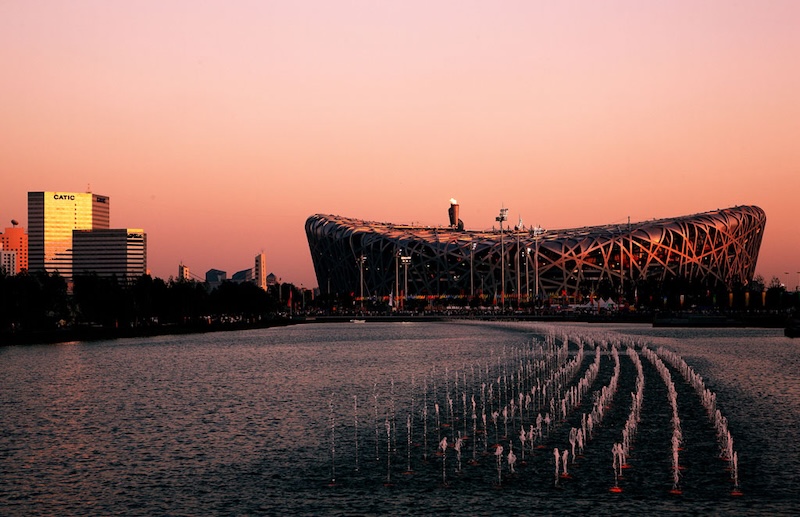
1 2 798 289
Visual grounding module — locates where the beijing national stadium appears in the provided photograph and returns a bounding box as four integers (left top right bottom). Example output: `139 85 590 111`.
304 203 765 307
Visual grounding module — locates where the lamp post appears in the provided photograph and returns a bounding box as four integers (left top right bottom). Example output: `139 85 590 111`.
496 207 508 309
533 227 543 302
358 255 367 311
516 219 522 309
525 247 531 304
395 250 401 311
401 255 411 310
470 241 477 298
620 237 625 303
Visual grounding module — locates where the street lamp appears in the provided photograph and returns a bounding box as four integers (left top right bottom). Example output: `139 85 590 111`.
300 284 306 312
395 250 401 311
525 247 531 303
401 255 411 310
533 226 544 302
470 241 477 298
358 255 367 311
516 218 522 308
496 207 508 309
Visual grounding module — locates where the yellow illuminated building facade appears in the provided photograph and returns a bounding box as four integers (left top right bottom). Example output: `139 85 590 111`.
27 191 110 277
255 252 267 290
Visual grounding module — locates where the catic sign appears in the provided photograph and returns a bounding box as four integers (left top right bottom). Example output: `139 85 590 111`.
53 194 76 201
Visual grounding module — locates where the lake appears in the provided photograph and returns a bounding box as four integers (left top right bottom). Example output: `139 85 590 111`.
1 321 798 515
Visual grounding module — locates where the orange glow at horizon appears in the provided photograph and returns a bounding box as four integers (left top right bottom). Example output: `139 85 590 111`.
1 1 798 289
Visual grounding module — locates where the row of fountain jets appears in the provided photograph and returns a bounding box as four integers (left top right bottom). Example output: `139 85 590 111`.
328 330 741 495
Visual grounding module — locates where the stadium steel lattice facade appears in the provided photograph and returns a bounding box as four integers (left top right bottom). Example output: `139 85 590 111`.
305 205 766 304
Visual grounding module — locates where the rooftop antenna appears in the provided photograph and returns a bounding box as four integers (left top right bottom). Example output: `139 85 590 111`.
86 183 91 193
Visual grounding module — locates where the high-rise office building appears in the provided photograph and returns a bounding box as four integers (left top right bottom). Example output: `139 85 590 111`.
255 252 267 290
27 192 110 277
72 229 147 283
0 223 28 274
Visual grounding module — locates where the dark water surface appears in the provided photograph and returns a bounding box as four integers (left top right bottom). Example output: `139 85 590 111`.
1 322 798 515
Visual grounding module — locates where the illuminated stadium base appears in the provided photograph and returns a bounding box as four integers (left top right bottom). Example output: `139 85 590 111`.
305 206 765 305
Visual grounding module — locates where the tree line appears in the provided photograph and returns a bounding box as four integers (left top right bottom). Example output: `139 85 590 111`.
1 270 797 336
0 271 304 334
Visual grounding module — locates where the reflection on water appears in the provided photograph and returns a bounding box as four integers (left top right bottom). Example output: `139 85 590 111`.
1 322 799 515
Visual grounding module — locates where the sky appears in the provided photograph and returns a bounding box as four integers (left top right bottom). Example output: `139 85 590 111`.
1 1 798 289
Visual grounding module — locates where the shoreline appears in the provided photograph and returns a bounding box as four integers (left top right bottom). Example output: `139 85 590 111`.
0 317 299 346
2 311 790 346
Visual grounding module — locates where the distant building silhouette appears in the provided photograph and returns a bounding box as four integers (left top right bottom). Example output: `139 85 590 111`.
232 268 253 283
0 246 17 276
205 269 226 291
0 222 28 274
255 252 267 290
178 263 190 281
73 229 147 283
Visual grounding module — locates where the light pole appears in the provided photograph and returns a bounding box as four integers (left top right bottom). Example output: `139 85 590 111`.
620 237 625 303
401 255 411 310
516 219 522 309
358 255 367 311
395 250 400 311
525 247 531 304
533 227 543 302
470 241 477 298
496 207 508 309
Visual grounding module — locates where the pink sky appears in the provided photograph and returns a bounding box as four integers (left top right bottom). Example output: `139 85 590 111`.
1 1 798 289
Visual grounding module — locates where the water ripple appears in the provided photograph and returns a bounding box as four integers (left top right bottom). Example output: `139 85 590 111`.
1 323 797 515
